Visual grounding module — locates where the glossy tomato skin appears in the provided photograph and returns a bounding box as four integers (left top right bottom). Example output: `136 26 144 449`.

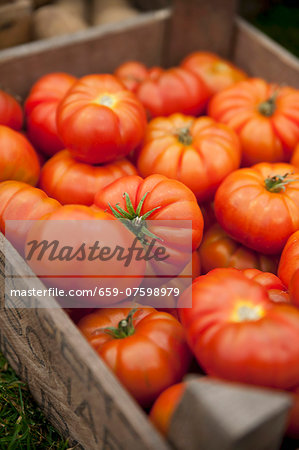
0 125 40 185
278 231 299 287
0 181 60 254
114 61 163 92
136 67 209 118
181 51 247 96
56 74 147 164
208 78 299 165
199 223 278 274
137 115 241 202
0 90 23 130
93 174 204 252
25 205 145 305
39 150 137 206
150 382 185 435
78 307 191 407
214 163 299 255
242 268 290 304
179 268 299 390
25 73 77 156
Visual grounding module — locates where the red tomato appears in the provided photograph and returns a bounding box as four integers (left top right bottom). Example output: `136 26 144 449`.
93 174 204 252
0 181 60 254
181 51 247 96
0 125 40 185
208 78 299 165
242 268 290 304
179 268 299 389
115 61 163 93
214 163 299 254
150 382 185 435
39 150 137 206
25 73 77 156
290 269 299 307
137 115 241 202
199 223 279 274
56 74 147 164
290 143 299 167
278 230 299 287
25 205 145 305
0 90 23 130
136 67 209 118
78 307 191 407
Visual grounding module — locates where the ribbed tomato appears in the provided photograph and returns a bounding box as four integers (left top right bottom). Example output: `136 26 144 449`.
0 125 40 185
136 67 209 118
278 231 299 288
78 307 191 407
181 51 247 95
137 114 241 202
25 73 77 156
39 150 137 205
242 268 290 304
208 78 299 165
199 223 278 274
214 163 299 254
56 74 147 164
114 61 162 93
0 181 60 254
0 89 23 130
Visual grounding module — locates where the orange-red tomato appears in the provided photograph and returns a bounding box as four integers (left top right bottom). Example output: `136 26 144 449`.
0 125 40 185
136 67 209 118
242 268 290 304
150 382 185 435
39 150 137 206
199 223 278 274
179 268 299 389
291 143 299 167
0 181 60 254
56 74 147 164
214 163 299 254
290 269 299 307
78 307 191 407
208 78 299 166
25 73 77 156
137 115 241 202
278 230 299 287
0 89 23 130
181 51 247 96
114 61 162 93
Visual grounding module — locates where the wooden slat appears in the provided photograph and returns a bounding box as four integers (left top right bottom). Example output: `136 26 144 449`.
162 0 237 67
233 17 299 88
0 234 170 450
0 8 171 99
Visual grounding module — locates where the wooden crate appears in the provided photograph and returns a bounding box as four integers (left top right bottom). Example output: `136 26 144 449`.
0 1 298 449
0 0 32 50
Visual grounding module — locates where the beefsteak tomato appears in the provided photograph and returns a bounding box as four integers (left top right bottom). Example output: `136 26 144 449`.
25 72 77 156
208 78 299 165
0 89 23 130
39 150 137 206
278 231 299 288
114 61 162 92
78 307 191 407
56 74 147 164
137 114 241 202
214 163 299 254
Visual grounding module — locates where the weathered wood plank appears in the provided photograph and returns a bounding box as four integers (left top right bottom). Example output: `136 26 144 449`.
162 0 237 66
233 17 299 88
0 8 170 99
0 234 170 450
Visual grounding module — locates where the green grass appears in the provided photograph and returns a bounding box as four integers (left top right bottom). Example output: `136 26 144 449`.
0 352 68 450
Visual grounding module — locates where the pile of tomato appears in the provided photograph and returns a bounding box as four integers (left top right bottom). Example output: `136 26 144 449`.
1 50 299 444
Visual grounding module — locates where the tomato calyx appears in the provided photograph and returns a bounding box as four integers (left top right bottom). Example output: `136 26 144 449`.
176 127 193 146
231 301 265 322
104 308 138 339
258 91 279 117
95 94 116 108
265 173 296 193
108 192 162 244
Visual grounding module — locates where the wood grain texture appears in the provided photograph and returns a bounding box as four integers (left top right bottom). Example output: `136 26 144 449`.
233 17 299 88
162 0 237 67
0 234 170 450
0 8 170 99
168 378 291 450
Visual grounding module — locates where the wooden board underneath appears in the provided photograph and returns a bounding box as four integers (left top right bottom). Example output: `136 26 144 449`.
0 234 169 450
